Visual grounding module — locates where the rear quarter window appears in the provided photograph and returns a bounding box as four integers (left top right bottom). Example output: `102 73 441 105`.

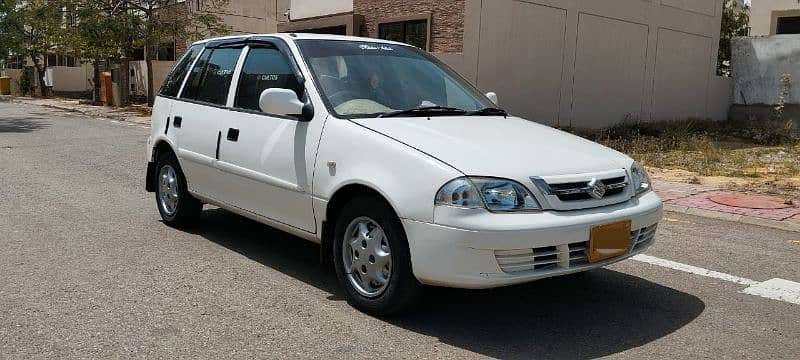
159 44 203 97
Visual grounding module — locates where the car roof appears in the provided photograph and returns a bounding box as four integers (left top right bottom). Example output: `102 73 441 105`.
191 33 410 48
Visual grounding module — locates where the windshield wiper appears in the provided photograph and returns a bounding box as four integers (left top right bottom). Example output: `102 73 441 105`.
465 107 508 117
378 106 467 118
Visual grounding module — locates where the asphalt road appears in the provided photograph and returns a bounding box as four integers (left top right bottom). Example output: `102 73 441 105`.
1 101 798 359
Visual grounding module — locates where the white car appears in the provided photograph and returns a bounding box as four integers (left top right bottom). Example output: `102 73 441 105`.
145 33 663 315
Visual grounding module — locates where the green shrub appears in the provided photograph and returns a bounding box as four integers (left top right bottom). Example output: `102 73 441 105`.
19 67 34 96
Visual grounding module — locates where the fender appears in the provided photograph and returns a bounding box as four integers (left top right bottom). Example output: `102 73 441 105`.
145 135 179 192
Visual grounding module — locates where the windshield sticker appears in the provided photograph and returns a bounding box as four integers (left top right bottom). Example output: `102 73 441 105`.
359 44 394 51
258 74 280 81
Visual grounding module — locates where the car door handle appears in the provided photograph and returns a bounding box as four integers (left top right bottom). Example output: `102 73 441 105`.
227 128 239 142
173 116 182 128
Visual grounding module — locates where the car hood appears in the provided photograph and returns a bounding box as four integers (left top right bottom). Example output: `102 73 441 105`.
350 116 632 180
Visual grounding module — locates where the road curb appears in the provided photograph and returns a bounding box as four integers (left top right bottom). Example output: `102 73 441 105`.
664 204 800 233
11 98 150 126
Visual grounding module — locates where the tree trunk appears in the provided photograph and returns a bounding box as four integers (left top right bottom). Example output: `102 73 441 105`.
31 56 48 98
146 56 154 107
92 60 101 104
145 6 156 107
119 59 130 107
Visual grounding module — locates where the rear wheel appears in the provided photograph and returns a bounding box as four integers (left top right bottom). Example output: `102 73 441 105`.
155 152 202 228
333 196 423 316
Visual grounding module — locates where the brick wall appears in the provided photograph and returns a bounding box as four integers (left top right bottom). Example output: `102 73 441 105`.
353 0 465 53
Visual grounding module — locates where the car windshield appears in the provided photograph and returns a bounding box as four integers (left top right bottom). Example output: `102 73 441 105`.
296 39 494 118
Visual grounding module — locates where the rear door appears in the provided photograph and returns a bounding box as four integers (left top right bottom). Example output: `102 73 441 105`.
152 44 203 154
172 46 244 200
215 43 316 232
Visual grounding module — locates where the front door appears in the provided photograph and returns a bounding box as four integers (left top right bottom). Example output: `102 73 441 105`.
216 44 316 233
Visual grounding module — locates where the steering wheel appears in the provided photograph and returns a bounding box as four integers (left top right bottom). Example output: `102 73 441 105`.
327 90 361 107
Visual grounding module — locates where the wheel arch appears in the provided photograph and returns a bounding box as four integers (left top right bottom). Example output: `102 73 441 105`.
146 139 178 192
151 139 177 162
320 183 405 267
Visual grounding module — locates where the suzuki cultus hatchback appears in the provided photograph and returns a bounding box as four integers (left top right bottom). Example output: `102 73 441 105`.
146 34 663 315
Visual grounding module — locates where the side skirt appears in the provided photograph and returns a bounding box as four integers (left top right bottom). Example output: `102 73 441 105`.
190 191 321 244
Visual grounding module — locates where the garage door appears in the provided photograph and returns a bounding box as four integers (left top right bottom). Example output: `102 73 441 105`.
476 1 567 126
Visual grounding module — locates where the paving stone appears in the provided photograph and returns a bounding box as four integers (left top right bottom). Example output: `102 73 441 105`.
653 180 712 201
669 191 800 221
709 193 793 209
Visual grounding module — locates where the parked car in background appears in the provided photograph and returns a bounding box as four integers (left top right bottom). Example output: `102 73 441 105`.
145 34 663 315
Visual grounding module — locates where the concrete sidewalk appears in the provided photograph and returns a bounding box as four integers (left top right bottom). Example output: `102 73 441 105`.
6 96 799 232
10 97 151 125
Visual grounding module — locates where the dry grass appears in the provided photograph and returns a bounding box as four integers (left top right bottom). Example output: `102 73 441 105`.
570 118 800 197
128 104 153 116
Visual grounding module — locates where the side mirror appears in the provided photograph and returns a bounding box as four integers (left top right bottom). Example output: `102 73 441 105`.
259 88 307 119
485 92 499 105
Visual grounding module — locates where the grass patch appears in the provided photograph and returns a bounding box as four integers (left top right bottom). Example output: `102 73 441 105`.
569 118 800 179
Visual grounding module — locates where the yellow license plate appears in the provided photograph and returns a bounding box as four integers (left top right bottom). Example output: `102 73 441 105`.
589 221 631 263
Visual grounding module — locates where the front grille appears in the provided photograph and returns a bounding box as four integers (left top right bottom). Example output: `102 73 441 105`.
494 223 659 274
548 176 627 201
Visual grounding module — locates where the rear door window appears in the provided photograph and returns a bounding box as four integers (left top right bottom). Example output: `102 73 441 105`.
180 49 212 100
159 44 203 97
181 47 243 106
234 46 301 112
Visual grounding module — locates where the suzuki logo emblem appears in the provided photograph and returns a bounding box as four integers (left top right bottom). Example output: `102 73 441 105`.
587 178 607 199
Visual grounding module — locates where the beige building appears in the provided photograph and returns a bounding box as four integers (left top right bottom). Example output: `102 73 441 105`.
749 0 800 35
277 0 362 35
194 0 289 35
3 0 735 127
277 0 732 128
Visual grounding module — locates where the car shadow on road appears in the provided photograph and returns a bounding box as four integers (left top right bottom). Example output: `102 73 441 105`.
0 117 49 133
189 208 705 360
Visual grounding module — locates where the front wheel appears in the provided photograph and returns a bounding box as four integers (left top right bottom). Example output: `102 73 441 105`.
155 152 202 228
333 197 422 316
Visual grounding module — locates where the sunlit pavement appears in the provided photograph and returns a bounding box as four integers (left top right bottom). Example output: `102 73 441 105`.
1 101 798 359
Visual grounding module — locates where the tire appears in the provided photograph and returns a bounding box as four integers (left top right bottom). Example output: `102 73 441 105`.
333 196 423 316
154 151 202 228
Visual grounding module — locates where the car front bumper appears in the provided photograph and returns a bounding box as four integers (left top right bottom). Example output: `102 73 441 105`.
403 191 663 289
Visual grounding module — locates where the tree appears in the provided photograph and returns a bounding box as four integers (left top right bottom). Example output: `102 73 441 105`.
72 0 142 103
0 0 79 97
124 0 230 105
718 0 749 76
0 0 23 63
2 0 228 103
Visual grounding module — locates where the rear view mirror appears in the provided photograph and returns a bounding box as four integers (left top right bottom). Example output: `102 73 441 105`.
259 88 305 117
486 92 499 105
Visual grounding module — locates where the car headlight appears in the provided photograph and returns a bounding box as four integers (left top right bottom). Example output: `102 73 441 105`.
435 177 541 211
630 161 652 194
